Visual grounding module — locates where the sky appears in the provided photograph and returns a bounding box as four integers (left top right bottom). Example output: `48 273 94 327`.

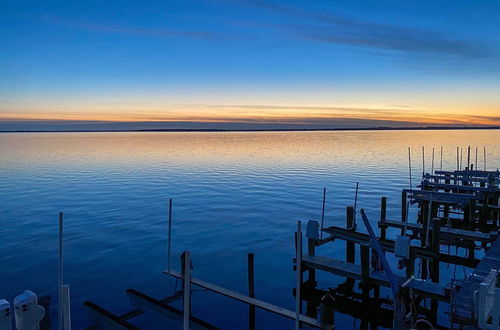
1 0 500 130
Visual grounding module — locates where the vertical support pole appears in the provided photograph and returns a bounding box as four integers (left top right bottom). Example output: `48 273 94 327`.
460 148 463 172
431 218 440 283
247 253 255 330
320 188 326 239
380 197 387 240
353 182 359 229
431 147 435 174
440 146 443 171
58 212 64 330
182 251 191 330
346 207 355 263
422 146 425 178
295 221 302 330
420 201 429 279
467 146 471 175
62 285 71 330
406 248 415 278
424 195 433 248
401 191 407 235
168 198 173 273
360 245 370 299
307 238 316 286
475 147 478 179
483 146 486 171
430 217 440 327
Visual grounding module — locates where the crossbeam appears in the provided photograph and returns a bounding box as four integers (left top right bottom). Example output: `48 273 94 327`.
164 270 333 329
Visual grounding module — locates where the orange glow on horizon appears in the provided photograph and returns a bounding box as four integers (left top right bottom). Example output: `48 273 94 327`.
1 104 499 126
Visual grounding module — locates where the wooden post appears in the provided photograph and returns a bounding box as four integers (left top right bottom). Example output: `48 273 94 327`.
320 188 326 239
424 195 433 247
307 238 316 286
62 285 71 330
401 191 407 236
247 253 255 330
168 199 173 273
420 201 430 279
346 207 355 264
58 212 64 330
319 294 335 325
431 217 441 327
295 221 302 330
422 146 425 178
380 197 387 239
467 145 471 175
360 245 370 299
483 146 486 171
182 251 191 330
431 219 440 283
440 146 443 171
406 248 415 278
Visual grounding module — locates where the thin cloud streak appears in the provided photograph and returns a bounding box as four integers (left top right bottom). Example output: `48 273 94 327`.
39 14 226 40
244 0 497 59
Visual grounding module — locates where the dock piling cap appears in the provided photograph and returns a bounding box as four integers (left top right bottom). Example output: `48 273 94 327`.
1 299 12 329
14 291 38 309
0 299 10 312
13 291 45 329
0 299 10 313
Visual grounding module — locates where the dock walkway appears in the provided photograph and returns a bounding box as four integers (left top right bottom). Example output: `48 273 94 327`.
302 255 449 301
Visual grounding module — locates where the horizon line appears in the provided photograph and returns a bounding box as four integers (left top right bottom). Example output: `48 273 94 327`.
2 125 500 133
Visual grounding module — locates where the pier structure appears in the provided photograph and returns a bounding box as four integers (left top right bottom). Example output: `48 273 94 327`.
296 169 500 329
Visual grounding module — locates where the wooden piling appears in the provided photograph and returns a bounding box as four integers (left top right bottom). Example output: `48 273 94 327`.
307 238 316 286
58 212 64 330
320 187 326 239
431 219 440 283
182 251 191 330
380 197 387 239
401 191 407 234
247 253 255 330
346 206 355 264
295 221 302 330
406 248 415 278
360 245 370 299
168 199 173 273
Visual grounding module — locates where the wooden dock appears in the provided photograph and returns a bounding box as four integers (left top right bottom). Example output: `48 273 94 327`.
296 167 499 329
301 255 449 301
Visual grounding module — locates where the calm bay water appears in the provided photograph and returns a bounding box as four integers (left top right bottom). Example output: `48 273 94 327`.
1 130 499 329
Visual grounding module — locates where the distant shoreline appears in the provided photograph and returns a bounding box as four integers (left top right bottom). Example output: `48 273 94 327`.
1 126 500 133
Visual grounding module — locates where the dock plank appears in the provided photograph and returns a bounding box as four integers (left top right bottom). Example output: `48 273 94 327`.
301 255 448 301
378 220 498 243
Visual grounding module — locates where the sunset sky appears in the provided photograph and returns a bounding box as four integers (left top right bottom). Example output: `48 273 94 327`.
1 0 500 130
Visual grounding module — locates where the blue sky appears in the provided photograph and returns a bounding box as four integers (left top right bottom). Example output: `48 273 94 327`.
1 0 500 130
